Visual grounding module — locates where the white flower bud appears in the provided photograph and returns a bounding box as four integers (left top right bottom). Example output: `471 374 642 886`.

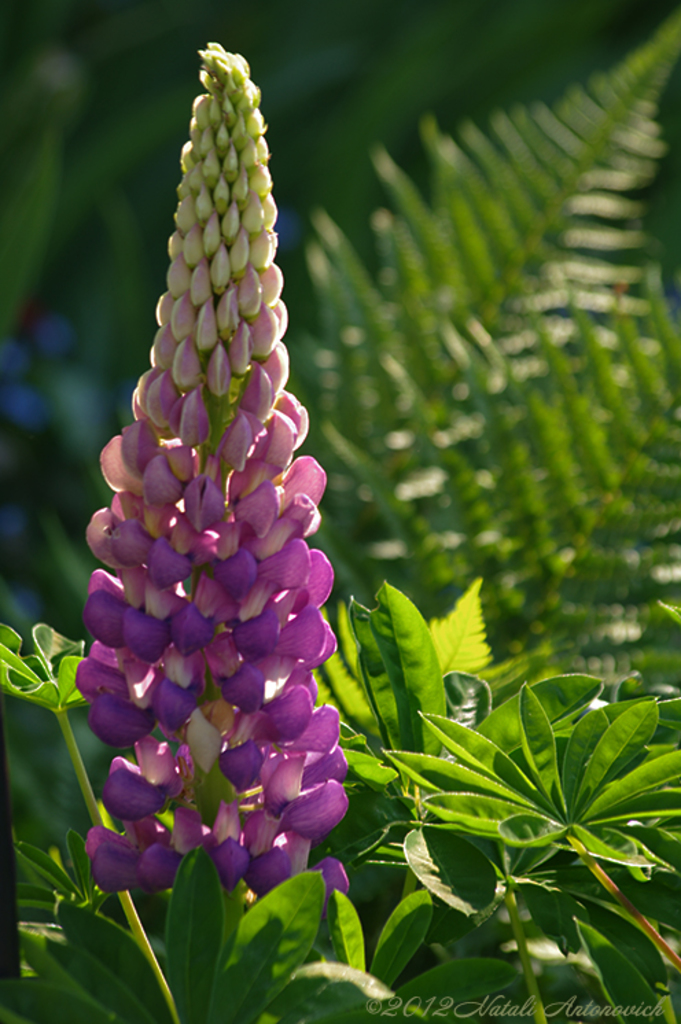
176 194 197 233
256 137 270 163
231 111 247 150
238 263 263 320
210 243 231 292
156 290 174 326
215 121 230 156
190 258 212 306
152 324 177 369
241 190 264 235
262 193 277 231
221 200 240 244
206 342 231 396
230 226 250 276
173 336 203 390
196 298 218 351
187 162 204 193
186 707 221 774
217 283 240 338
232 164 249 206
249 163 272 197
199 125 214 158
168 230 184 259
240 137 258 170
193 94 211 129
195 183 213 225
246 108 265 138
223 141 239 182
167 254 192 298
203 210 221 258
180 141 195 172
203 147 221 188
260 263 284 307
213 175 230 215
183 223 204 268
208 96 221 127
171 292 197 341
222 94 236 127
249 228 275 271
230 321 253 375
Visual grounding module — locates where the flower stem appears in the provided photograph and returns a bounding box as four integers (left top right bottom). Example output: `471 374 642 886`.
55 708 180 1024
55 710 102 827
567 834 681 975
504 888 548 1024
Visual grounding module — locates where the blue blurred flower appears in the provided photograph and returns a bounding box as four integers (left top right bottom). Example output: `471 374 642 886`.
0 504 27 540
0 383 50 431
0 339 30 378
31 312 75 358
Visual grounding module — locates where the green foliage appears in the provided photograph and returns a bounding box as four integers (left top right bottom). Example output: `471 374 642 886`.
0 623 85 712
302 7 681 688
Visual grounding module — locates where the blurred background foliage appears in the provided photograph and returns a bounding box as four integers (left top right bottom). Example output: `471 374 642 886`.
5 0 681 847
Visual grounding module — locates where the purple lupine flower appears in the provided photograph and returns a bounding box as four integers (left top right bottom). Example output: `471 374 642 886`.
77 44 348 905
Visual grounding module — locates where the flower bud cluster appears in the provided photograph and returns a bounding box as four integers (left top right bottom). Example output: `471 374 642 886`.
76 45 348 904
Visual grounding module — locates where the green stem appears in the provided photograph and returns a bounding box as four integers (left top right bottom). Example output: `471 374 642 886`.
55 710 102 827
662 995 678 1024
55 708 181 1024
568 835 681 975
504 888 548 1024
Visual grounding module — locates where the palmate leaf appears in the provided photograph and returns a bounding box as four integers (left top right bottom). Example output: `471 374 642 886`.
429 577 491 673
301 9 681 685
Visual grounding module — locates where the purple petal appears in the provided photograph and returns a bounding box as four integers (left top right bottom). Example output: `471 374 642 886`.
219 739 264 792
103 768 165 821
193 575 239 623
221 663 264 713
135 736 183 797
100 435 143 495
76 656 127 702
258 538 311 590
143 455 185 507
279 780 349 844
137 843 183 892
302 746 348 789
244 847 291 896
285 495 321 539
171 603 214 656
179 387 210 446
311 856 350 915
204 632 240 680
286 705 340 755
184 474 225 532
147 537 192 590
218 411 254 472
121 420 159 476
307 549 334 608
263 410 296 470
233 609 280 661
274 831 311 875
123 607 172 664
264 755 305 816
234 479 279 538
240 362 274 422
263 685 313 741
213 548 258 601
211 837 250 892
152 676 197 732
91 838 140 892
262 343 290 395
172 807 208 854
86 508 122 568
88 694 156 747
282 457 326 507
110 518 154 568
242 809 278 856
276 606 327 667
83 589 128 648
213 800 241 844
317 622 337 664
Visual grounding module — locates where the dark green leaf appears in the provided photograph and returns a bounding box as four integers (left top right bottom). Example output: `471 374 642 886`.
562 707 609 814
15 842 79 898
327 891 365 972
519 684 564 812
166 847 223 1024
626 825 681 872
498 813 566 847
396 957 517 1007
269 962 392 1024
369 890 432 986
519 882 585 955
403 827 497 915
349 599 398 750
478 675 602 751
16 884 57 911
344 751 397 790
576 921 662 1023
423 792 530 836
0 979 124 1024
57 902 174 1024
317 790 413 865
573 701 658 816
368 583 445 754
585 904 666 994
442 671 491 727
66 832 91 903
207 871 324 1024
584 750 681 821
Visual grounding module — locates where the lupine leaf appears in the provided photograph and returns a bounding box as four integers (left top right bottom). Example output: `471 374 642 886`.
166 847 224 1024
576 922 661 1022
268 962 392 1024
582 749 681 820
562 707 609 814
478 675 602 751
207 872 324 1024
0 979 123 1024
369 890 432 986
327 891 365 972
519 882 585 955
442 671 491 728
519 684 564 812
403 827 497 915
429 578 491 674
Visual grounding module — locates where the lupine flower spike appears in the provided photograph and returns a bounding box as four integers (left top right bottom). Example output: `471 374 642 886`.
78 45 348 907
